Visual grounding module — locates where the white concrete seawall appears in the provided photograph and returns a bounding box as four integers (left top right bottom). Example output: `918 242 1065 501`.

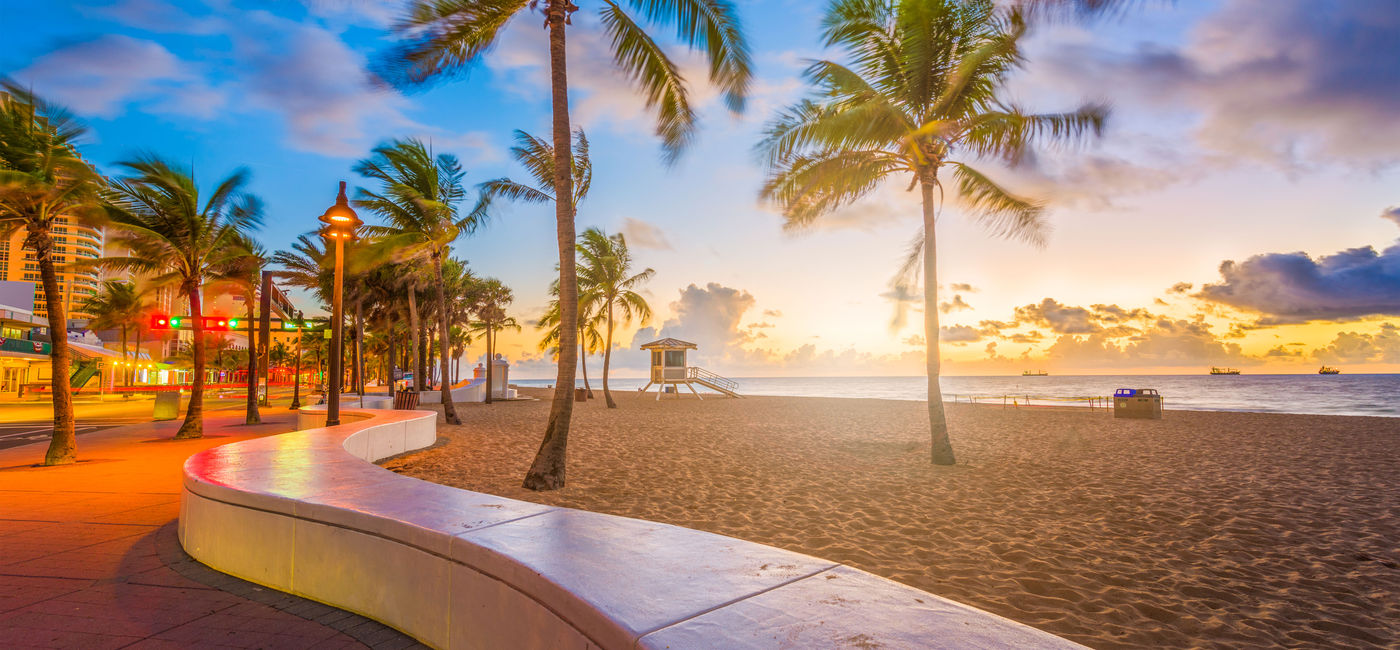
179 407 1083 649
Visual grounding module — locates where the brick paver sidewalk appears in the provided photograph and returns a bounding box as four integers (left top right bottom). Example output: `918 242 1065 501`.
0 410 423 649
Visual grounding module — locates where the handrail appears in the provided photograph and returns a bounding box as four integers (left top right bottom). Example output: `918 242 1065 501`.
687 366 737 392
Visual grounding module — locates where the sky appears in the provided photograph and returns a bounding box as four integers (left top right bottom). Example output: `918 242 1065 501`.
5 0 1400 377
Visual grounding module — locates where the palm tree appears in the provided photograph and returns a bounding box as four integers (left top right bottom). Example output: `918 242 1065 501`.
385 0 752 491
577 228 653 408
102 155 264 439
477 129 592 216
468 278 519 404
219 237 266 425
0 82 107 465
78 280 145 387
536 282 605 399
759 0 1105 464
354 138 487 426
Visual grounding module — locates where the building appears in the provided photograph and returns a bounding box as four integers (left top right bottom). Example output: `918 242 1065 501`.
0 218 104 325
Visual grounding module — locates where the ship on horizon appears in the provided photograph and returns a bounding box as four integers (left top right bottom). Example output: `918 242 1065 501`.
1022 370 1049 377
1210 367 1242 375
1319 366 1341 375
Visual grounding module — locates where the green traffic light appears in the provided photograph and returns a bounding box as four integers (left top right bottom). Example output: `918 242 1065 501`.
229 318 239 328
170 317 181 327
283 320 295 329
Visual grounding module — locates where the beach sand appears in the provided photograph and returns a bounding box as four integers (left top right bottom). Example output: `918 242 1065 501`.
383 389 1400 649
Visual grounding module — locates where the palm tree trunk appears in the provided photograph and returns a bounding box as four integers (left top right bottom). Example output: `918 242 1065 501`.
407 283 423 392
603 302 616 408
133 327 142 386
580 339 591 398
921 180 954 465
434 256 461 424
524 0 578 492
418 319 429 391
178 284 205 439
353 295 364 395
35 233 75 465
387 324 396 392
120 325 129 388
484 327 494 405
244 290 260 425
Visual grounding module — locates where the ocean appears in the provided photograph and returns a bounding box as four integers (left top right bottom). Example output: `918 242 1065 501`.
511 374 1400 418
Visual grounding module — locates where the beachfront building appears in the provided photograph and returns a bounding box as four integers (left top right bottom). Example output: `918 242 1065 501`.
639 338 740 399
0 219 104 326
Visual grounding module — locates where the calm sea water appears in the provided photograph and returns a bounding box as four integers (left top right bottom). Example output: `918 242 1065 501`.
513 374 1400 418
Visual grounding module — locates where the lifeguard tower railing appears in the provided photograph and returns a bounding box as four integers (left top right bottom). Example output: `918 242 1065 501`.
688 366 738 394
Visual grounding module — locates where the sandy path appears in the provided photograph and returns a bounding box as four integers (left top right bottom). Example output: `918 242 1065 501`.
384 389 1400 649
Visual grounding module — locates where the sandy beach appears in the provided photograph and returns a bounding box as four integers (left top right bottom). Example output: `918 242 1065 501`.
384 389 1400 649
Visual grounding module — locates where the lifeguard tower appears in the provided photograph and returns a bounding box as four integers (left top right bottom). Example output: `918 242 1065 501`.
639 338 740 399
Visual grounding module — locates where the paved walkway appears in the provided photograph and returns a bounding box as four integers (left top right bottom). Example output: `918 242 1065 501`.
0 409 423 649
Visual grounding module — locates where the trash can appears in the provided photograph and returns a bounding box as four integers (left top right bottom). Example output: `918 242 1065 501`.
394 390 420 410
574 388 586 402
153 392 181 420
1113 388 1162 419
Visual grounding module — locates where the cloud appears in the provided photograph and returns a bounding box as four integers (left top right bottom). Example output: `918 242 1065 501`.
1383 206 1400 229
1041 318 1246 367
629 283 757 366
1311 324 1400 363
1014 298 1100 334
903 334 925 346
938 294 972 314
762 309 783 318
949 283 977 292
232 12 417 156
1040 0 1400 168
619 217 674 251
940 325 982 344
86 0 222 34
1197 242 1400 321
12 35 223 119
1168 282 1193 294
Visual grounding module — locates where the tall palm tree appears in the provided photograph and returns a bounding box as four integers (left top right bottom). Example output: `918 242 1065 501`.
354 138 487 425
102 155 264 439
0 81 107 465
477 128 592 215
78 280 145 387
536 281 605 399
759 0 1105 464
219 237 266 425
468 278 519 405
385 0 752 490
577 228 653 408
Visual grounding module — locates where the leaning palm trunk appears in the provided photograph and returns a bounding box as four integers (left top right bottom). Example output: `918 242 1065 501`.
434 256 461 424
37 239 76 464
921 180 954 465
178 283 206 439
603 303 616 408
580 340 591 398
244 289 260 425
523 0 578 491
484 328 493 405
355 296 365 395
407 284 423 392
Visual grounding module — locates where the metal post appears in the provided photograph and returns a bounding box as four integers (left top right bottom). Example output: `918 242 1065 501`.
290 310 303 410
327 239 344 426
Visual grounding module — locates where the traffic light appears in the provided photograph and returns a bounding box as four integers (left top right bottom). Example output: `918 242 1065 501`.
151 314 170 329
169 316 181 328
229 318 239 329
203 317 231 330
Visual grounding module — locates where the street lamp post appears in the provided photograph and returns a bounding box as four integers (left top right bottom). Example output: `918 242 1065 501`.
318 181 362 427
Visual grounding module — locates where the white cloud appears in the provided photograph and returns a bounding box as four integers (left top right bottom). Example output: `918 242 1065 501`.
13 35 225 119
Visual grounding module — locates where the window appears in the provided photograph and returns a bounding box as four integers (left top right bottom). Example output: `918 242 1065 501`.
651 350 662 367
664 350 685 367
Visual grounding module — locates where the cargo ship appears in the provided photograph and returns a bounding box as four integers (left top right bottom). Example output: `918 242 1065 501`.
1318 366 1341 375
1022 370 1048 377
1209 367 1241 375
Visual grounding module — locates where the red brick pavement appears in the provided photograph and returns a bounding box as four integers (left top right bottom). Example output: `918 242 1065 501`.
0 410 419 649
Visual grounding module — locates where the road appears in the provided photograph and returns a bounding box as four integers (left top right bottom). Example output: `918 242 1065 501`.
0 391 299 452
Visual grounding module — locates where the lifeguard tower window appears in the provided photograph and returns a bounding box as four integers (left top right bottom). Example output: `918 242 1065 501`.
664 350 685 367
652 350 663 366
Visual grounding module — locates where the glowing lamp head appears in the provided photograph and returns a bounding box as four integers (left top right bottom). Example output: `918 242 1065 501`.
318 181 362 241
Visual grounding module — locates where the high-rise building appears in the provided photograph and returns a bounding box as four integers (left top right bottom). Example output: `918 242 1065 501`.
0 218 104 325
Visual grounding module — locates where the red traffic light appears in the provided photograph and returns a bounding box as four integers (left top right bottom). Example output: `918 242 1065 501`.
150 314 170 330
202 317 231 330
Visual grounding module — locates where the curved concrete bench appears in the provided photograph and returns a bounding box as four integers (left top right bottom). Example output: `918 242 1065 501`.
180 407 1081 649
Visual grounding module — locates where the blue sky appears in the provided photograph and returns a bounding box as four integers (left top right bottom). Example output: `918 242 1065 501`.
7 1 1400 376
